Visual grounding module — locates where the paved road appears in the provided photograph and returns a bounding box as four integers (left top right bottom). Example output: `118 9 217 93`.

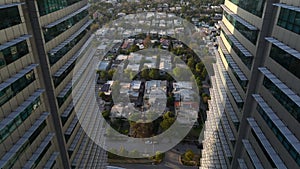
114 143 199 169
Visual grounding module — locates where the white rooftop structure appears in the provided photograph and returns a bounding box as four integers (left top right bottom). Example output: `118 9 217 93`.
145 80 167 94
116 54 128 61
119 82 130 94
174 89 195 102
128 53 143 63
144 62 156 69
145 56 157 63
173 81 193 91
126 64 140 72
130 80 142 91
159 59 172 72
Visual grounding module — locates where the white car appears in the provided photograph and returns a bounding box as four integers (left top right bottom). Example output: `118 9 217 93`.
142 153 150 157
145 140 152 144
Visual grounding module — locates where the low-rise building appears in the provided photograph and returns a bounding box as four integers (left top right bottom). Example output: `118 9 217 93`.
173 81 193 91
98 61 111 71
144 80 167 99
100 81 114 95
111 103 135 118
128 53 143 63
159 58 172 75
126 64 140 72
128 80 142 102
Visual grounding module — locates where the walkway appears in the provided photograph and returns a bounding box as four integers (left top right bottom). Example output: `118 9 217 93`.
114 143 199 169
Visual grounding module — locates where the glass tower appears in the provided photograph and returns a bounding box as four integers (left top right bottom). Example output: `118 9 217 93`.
201 0 300 168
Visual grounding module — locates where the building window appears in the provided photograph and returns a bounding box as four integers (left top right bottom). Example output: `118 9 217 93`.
222 53 248 91
0 40 29 69
0 70 36 107
43 10 88 42
278 8 300 34
61 106 74 125
57 87 72 107
269 45 300 79
256 105 300 166
35 141 52 166
53 62 76 87
0 7 22 30
48 29 87 65
0 97 41 143
263 77 300 123
229 0 265 17
28 121 46 144
37 0 81 16
223 11 258 44
251 130 276 168
221 30 253 69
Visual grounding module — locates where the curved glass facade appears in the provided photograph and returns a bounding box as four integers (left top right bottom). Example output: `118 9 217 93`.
263 77 300 123
277 8 300 34
256 105 300 166
269 45 300 79
222 30 253 69
37 0 82 16
0 70 35 107
43 10 88 42
224 11 258 44
0 7 21 30
0 40 29 69
0 97 41 143
229 0 265 17
48 30 87 65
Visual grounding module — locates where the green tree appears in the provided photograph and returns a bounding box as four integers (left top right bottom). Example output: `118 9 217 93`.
184 150 195 161
108 69 116 80
200 69 207 80
100 71 107 79
187 57 195 71
202 93 210 103
128 45 139 53
155 151 163 161
99 92 106 100
160 117 175 131
195 62 204 73
167 96 174 107
102 110 110 119
173 67 190 81
160 111 175 131
130 71 136 80
163 111 174 119
149 69 159 79
141 67 149 79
